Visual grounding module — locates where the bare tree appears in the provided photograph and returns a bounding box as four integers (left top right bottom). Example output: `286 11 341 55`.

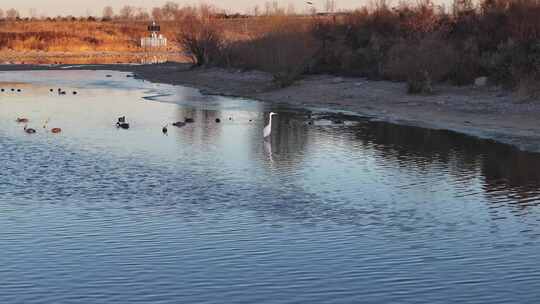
287 3 296 15
6 8 20 20
135 8 150 21
371 0 389 11
452 0 474 15
28 8 37 19
264 2 272 15
102 6 114 20
272 1 280 14
263 1 284 15
119 5 135 20
252 5 260 16
176 6 196 21
162 2 179 20
152 7 163 21
325 0 336 13
0 9 4 20
198 3 216 19
178 16 223 66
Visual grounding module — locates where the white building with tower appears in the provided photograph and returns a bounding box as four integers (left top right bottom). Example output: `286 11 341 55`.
141 21 167 48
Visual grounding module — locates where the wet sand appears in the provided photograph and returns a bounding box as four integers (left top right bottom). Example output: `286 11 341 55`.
2 62 540 152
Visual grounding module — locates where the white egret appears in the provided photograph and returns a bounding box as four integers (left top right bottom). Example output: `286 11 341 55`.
263 112 277 139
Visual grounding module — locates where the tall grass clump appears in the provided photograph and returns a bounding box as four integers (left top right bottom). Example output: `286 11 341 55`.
223 17 317 87
176 10 317 87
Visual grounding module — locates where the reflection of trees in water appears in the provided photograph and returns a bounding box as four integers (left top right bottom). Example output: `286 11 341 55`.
350 120 540 211
266 112 540 212
481 148 540 208
272 113 310 155
356 121 480 171
173 107 222 145
171 105 540 215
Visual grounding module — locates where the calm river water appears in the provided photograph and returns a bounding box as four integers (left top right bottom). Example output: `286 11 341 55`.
1 70 540 303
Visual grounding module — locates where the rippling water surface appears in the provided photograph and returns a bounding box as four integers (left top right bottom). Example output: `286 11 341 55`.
1 70 540 303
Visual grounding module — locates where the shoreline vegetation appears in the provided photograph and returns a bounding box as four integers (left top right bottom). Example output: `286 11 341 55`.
1 1 540 151
173 0 540 98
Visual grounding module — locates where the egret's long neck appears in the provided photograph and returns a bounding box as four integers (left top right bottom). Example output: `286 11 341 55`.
269 115 273 129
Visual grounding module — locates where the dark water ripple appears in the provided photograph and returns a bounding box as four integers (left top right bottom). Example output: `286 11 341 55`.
1 71 540 303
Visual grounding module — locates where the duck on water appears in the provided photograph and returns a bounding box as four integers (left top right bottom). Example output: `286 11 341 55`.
116 116 130 129
43 120 62 134
23 125 36 134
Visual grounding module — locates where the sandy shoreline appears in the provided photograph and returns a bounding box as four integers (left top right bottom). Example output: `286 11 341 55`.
1 62 540 152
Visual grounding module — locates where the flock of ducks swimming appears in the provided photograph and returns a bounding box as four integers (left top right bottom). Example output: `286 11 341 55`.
16 112 279 139
1 88 22 93
49 88 78 95
15 117 62 134
10 86 279 139
16 115 257 136
1 87 78 95
162 117 200 135
11 87 78 134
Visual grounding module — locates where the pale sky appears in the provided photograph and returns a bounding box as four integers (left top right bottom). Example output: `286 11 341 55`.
0 0 375 16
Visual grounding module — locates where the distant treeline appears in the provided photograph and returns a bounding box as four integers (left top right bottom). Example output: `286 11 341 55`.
0 1 333 22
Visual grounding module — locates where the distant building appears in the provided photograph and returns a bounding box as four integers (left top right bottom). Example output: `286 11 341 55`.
141 21 167 48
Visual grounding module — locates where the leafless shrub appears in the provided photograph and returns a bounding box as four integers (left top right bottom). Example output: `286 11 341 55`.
177 16 224 66
515 75 540 101
222 19 318 87
385 38 458 93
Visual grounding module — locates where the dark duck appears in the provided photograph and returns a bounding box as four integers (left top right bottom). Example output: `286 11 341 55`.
116 116 130 129
24 125 36 134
